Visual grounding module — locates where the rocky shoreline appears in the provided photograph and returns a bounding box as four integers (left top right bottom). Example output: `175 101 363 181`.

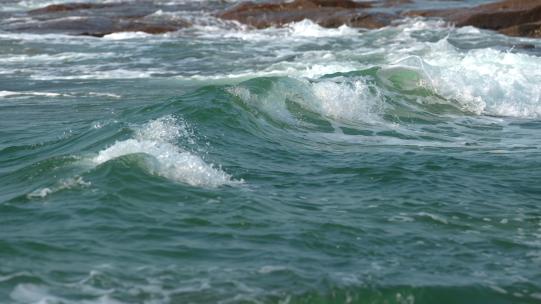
6 2 192 37
2 0 541 38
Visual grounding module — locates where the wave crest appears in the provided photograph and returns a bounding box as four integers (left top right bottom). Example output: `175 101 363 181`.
92 116 240 188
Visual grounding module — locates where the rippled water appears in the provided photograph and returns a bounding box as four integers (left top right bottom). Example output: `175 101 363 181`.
1 1 541 303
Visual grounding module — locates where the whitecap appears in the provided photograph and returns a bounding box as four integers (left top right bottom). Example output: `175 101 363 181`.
92 116 240 188
230 76 383 125
308 78 383 123
288 19 358 38
191 18 357 42
389 38 541 118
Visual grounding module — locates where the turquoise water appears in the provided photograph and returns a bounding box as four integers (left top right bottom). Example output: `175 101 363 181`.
1 2 541 303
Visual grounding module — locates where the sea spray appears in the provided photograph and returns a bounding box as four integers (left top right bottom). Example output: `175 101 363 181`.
93 116 240 187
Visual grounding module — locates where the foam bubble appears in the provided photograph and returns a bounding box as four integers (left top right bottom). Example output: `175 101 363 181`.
92 116 239 188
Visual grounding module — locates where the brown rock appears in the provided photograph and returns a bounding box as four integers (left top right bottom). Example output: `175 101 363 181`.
29 3 115 14
407 0 541 38
216 0 395 29
17 2 191 37
500 21 541 38
382 0 413 7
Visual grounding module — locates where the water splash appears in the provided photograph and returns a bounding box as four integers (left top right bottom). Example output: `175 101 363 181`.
93 116 240 188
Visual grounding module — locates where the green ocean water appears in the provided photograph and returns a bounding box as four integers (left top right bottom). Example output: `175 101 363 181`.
1 2 541 303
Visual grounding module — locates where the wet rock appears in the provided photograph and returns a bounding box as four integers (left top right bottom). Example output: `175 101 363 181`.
499 22 541 38
29 3 116 14
382 0 414 7
407 0 541 38
9 2 190 37
216 0 395 29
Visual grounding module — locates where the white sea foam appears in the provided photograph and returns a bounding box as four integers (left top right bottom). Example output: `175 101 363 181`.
92 116 239 187
0 90 65 98
30 68 157 80
230 76 383 125
308 79 383 123
257 265 288 274
10 284 55 303
287 19 358 37
27 176 91 199
103 31 152 40
87 92 122 98
10 283 124 304
228 84 296 124
192 19 358 42
419 40 541 118
179 62 358 83
289 19 358 37
417 212 449 225
383 20 541 118
0 90 121 99
0 52 115 64
0 32 96 44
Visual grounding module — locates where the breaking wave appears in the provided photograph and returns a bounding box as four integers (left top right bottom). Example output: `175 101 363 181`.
92 116 240 187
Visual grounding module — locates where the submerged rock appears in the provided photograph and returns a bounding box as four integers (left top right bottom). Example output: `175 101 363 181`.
216 0 395 29
9 2 190 37
408 0 541 38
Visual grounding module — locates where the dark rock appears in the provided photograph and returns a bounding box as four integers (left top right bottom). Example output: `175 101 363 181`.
407 0 541 38
381 0 414 7
13 2 191 37
29 3 116 14
216 0 395 29
499 21 541 38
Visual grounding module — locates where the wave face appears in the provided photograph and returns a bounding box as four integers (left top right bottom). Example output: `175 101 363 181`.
1 5 541 304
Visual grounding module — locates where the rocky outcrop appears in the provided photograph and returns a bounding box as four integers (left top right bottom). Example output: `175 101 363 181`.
407 0 541 38
216 0 395 29
9 2 190 37
216 0 541 38
5 0 541 38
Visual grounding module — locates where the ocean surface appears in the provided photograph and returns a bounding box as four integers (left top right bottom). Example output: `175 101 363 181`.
1 1 541 303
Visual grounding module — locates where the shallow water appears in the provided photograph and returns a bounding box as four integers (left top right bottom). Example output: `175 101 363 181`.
1 1 541 303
